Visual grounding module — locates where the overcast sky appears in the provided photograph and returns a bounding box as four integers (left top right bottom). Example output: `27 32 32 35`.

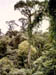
0 0 49 33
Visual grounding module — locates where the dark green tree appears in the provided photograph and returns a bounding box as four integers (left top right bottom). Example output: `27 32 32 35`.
48 0 56 48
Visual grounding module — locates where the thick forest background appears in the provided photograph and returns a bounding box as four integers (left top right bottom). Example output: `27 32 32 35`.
0 0 56 75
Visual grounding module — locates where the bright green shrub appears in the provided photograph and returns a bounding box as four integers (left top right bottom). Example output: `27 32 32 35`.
18 40 37 55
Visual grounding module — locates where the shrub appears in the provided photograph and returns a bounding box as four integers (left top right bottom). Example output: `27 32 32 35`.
18 40 37 55
0 57 14 75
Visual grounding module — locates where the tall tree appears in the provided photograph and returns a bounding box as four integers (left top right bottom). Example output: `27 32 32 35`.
14 0 48 67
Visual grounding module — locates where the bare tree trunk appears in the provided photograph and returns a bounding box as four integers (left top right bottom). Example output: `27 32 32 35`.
28 43 31 67
27 29 32 68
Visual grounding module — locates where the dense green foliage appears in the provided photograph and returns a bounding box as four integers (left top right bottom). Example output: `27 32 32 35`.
0 30 56 75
